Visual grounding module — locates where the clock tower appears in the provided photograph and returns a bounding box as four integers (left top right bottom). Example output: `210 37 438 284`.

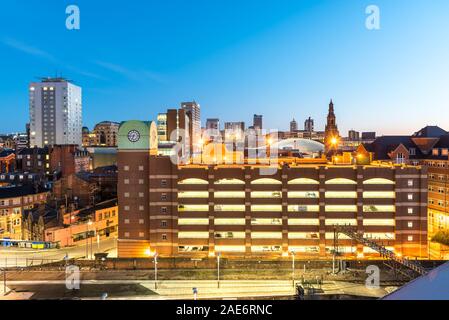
324 99 340 153
117 120 158 257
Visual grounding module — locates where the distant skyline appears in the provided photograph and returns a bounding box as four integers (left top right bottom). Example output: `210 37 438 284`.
1 0 449 135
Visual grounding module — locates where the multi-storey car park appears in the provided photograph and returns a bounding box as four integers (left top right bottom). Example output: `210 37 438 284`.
117 121 428 260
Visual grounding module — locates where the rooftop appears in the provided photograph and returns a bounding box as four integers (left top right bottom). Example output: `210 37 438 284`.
0 185 49 200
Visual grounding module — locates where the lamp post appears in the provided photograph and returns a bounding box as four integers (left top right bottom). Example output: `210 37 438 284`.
86 220 93 260
217 252 221 289
291 251 296 288
154 251 158 290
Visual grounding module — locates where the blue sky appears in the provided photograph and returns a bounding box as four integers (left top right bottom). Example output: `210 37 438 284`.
1 0 449 135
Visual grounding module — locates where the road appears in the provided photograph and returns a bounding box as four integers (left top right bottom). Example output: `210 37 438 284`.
0 238 117 268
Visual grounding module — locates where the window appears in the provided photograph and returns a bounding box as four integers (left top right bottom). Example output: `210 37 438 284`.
161 193 167 201
432 149 439 156
124 232 130 238
162 234 167 241
442 149 449 156
124 166 129 171
179 218 209 225
124 219 130 224
124 206 130 211
409 148 416 156
408 180 414 187
139 192 144 198
139 165 144 171
139 205 144 211
139 219 144 224
124 179 129 184
325 178 357 185
161 207 167 214
161 180 168 187
408 235 413 241
407 194 413 201
408 208 414 214
124 192 130 198
407 222 413 228
139 232 145 238
139 179 144 185
178 191 209 198
161 220 167 227
251 178 282 185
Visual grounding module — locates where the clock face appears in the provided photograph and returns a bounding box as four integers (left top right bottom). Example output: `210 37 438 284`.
128 130 140 143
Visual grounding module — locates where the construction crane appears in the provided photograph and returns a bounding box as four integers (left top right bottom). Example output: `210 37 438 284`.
333 225 427 278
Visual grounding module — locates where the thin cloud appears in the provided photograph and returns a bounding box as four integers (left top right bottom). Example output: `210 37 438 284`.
2 37 56 62
94 60 166 84
2 37 106 81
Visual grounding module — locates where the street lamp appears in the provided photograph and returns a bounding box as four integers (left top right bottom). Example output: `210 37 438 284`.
217 252 221 289
154 251 158 290
86 219 93 260
290 251 296 288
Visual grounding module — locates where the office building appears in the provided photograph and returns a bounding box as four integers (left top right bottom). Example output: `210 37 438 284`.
29 77 82 148
290 119 298 132
348 130 360 141
181 101 201 154
253 114 263 131
304 117 314 133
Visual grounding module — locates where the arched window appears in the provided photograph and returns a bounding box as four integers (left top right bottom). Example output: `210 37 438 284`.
288 178 319 185
363 178 395 185
178 178 208 185
214 178 245 185
325 178 357 185
251 178 282 185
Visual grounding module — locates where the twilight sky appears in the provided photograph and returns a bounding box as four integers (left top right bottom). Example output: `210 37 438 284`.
1 0 449 135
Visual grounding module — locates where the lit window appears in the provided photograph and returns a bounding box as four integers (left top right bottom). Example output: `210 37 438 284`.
124 206 130 211
363 191 395 199
124 166 129 171
124 232 130 238
139 232 145 238
288 191 318 198
178 178 208 185
363 178 395 185
408 222 413 228
408 208 414 214
407 194 413 200
139 165 144 171
124 192 130 198
213 218 244 225
363 219 395 226
408 235 413 241
179 218 209 225
251 178 282 185
288 178 319 185
124 179 129 184
325 192 357 199
325 205 357 212
178 191 209 198
325 178 356 185
408 180 414 187
124 219 130 224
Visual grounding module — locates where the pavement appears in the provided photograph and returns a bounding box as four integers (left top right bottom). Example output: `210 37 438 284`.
0 238 117 268
1 279 390 300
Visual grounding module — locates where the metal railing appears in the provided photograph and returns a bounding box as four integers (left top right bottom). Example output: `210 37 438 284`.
334 225 427 276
